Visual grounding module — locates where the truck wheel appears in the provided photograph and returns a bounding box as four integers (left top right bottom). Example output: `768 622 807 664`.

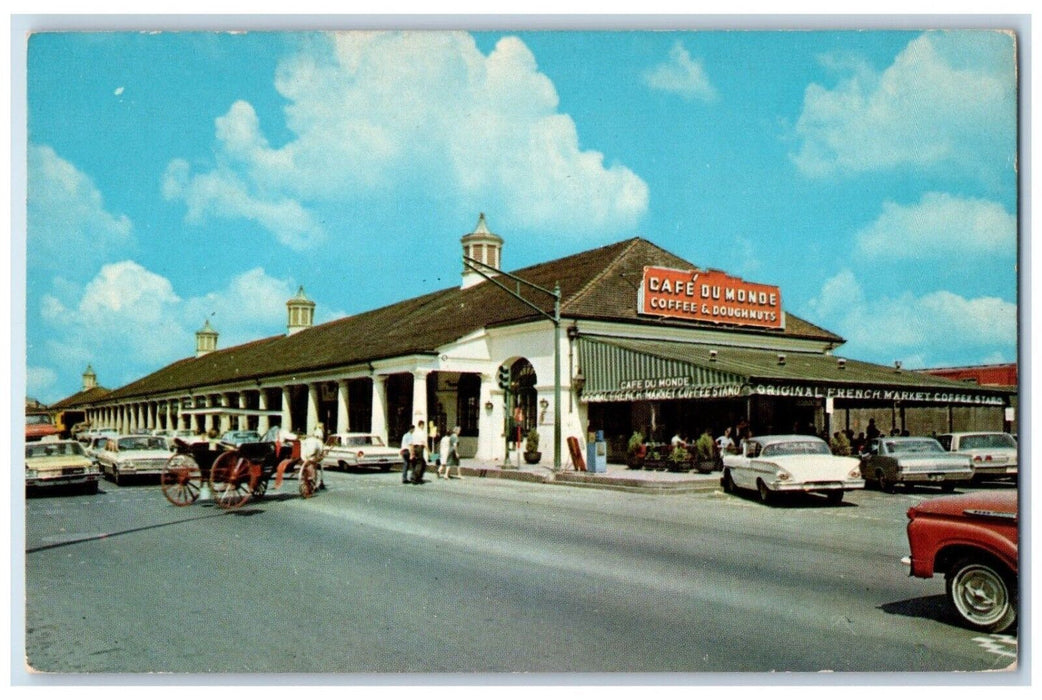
946 557 1016 633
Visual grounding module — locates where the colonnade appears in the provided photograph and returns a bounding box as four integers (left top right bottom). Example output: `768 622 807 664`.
79 369 497 452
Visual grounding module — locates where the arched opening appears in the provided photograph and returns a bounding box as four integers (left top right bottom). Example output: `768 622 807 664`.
510 358 538 435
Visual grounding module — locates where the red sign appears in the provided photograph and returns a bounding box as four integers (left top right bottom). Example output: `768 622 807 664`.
638 266 783 329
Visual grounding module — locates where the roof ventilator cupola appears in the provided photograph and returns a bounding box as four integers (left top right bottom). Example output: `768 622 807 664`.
777 354 786 366
461 212 504 289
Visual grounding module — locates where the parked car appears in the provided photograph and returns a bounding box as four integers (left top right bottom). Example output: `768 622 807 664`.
721 434 864 504
320 433 401 471
859 437 974 493
936 432 1018 482
25 413 61 442
25 438 100 494
82 434 115 464
217 430 262 450
96 435 172 485
904 490 1018 633
153 428 204 449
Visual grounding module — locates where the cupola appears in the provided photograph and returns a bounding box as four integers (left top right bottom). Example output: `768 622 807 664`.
195 319 219 357
287 286 316 335
461 212 504 289
82 364 97 391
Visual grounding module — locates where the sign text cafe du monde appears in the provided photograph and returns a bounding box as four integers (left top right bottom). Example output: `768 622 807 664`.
637 266 783 329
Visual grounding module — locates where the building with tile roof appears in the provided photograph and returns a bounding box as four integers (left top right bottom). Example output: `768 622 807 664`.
58 214 1015 466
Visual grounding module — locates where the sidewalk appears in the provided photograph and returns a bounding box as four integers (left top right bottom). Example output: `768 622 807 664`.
450 456 722 494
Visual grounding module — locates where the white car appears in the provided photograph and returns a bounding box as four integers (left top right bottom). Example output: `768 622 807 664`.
96 435 172 485
26 438 101 494
936 432 1018 481
722 434 864 505
321 433 401 471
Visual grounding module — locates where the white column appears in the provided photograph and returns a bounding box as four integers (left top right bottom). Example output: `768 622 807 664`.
281 387 293 432
165 401 173 431
307 384 320 435
412 370 429 426
238 393 248 430
219 395 232 434
206 396 218 434
336 380 351 434
257 390 270 434
370 376 388 445
476 374 502 461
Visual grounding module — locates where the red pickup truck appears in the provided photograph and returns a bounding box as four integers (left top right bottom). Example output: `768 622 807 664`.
25 413 61 442
904 490 1018 633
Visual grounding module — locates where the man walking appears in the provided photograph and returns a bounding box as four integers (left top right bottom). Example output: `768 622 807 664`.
410 420 428 484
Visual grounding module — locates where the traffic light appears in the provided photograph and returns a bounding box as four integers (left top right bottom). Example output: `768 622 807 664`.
497 364 511 390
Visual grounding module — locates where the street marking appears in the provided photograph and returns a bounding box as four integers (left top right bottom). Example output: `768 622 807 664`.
972 634 1017 660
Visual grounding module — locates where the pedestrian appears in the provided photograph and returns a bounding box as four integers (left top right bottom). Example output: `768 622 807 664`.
400 425 414 484
446 425 463 479
715 426 735 455
866 418 881 442
410 420 428 484
437 431 451 479
830 430 851 456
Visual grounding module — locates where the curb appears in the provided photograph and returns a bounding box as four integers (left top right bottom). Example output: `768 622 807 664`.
456 465 721 494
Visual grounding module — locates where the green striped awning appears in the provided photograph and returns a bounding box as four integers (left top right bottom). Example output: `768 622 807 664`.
577 336 746 402
576 336 1012 406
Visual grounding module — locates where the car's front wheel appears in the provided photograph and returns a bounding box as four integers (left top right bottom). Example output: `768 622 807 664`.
757 479 773 505
722 469 737 494
945 557 1016 633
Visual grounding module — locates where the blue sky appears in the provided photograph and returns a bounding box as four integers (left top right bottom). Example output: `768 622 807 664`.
23 28 1019 404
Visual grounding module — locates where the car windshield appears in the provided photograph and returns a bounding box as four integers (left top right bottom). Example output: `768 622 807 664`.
223 432 260 444
960 434 1017 449
118 436 167 451
887 439 944 454
26 414 53 425
26 442 86 458
761 440 830 457
341 435 385 447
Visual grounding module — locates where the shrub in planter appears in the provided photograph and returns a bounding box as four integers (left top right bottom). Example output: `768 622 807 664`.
523 428 542 464
668 445 691 472
626 431 646 469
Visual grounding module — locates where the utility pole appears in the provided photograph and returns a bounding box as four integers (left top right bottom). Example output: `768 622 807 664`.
462 255 563 470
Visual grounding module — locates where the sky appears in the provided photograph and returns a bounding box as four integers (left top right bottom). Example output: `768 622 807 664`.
22 27 1020 405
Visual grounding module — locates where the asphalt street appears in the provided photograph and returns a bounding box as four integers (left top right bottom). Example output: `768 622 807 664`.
22 470 1018 678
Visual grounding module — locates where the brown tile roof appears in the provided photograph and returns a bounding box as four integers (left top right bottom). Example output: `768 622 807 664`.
99 237 843 402
49 386 111 409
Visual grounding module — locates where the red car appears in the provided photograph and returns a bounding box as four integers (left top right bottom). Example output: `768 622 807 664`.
904 490 1018 633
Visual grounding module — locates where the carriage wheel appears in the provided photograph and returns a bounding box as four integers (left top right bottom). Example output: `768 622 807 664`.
298 459 319 499
209 450 256 509
160 454 202 506
252 478 269 499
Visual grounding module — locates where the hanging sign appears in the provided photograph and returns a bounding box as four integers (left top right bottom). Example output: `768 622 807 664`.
638 266 783 329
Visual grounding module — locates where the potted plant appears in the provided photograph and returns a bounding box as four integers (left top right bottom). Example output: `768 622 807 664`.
668 444 692 472
523 428 542 464
626 431 646 469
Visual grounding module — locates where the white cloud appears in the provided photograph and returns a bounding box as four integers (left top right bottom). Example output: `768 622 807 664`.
792 32 1016 181
643 42 718 102
26 366 58 400
28 144 134 275
804 270 1016 366
38 261 337 389
856 192 1016 258
163 31 649 243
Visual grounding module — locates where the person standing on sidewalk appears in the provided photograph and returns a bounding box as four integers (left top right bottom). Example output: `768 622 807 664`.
410 420 428 484
400 425 414 484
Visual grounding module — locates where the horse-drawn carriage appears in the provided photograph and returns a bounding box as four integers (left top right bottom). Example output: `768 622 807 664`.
160 427 323 509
